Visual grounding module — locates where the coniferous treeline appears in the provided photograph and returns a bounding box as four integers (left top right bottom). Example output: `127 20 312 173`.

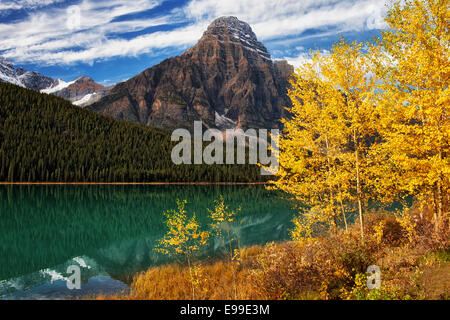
0 82 265 182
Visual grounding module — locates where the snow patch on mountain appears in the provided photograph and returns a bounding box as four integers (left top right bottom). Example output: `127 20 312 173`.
41 78 75 94
0 72 24 87
205 17 272 62
215 111 237 129
1 56 108 108
73 93 96 106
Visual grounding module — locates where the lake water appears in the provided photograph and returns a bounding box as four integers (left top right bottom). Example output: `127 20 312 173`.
0 185 296 300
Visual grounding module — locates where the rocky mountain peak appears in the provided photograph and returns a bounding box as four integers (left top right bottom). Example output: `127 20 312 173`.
16 67 54 91
204 16 257 41
0 56 108 106
44 76 110 107
90 17 293 130
196 16 271 61
15 67 29 76
75 76 94 83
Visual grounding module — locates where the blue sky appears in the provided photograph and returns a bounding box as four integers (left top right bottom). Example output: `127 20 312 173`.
0 0 388 86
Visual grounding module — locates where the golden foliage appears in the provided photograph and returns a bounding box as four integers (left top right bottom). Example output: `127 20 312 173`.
209 195 239 238
272 40 379 238
395 208 417 243
272 0 449 241
155 199 210 299
374 221 386 245
156 199 209 258
371 0 449 226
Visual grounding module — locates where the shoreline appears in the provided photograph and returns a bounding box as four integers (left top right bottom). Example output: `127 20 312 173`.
0 182 268 186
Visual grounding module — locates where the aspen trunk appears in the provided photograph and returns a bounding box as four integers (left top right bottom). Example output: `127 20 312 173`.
432 186 440 233
437 151 444 226
353 131 364 240
438 178 443 221
433 177 444 232
325 136 338 233
433 187 438 221
335 161 348 232
339 197 348 232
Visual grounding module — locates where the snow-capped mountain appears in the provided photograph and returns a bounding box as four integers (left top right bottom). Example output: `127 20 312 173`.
0 56 54 91
0 56 110 107
42 76 112 107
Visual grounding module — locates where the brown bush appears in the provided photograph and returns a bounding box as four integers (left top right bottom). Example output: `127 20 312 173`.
250 242 332 299
365 212 405 246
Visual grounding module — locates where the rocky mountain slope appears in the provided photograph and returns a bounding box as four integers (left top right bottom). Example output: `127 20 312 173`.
89 17 293 130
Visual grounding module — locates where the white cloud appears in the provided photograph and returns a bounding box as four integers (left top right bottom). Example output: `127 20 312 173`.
0 0 66 11
21 23 207 65
0 0 179 64
186 0 388 39
284 52 315 69
283 50 331 69
0 3 21 11
0 0 388 65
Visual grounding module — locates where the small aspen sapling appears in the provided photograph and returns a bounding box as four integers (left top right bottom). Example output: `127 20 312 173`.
156 199 210 299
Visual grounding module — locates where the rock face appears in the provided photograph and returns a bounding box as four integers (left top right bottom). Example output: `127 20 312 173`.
89 17 293 130
43 76 112 107
0 57 54 90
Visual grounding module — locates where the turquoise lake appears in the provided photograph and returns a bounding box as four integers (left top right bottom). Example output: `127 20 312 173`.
0 185 296 299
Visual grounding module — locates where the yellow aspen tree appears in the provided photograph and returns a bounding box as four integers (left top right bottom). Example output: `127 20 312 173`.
270 52 347 233
208 196 241 299
272 40 379 239
372 0 449 228
321 41 380 239
156 200 210 299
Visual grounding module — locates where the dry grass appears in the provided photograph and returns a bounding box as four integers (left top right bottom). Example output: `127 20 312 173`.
96 210 449 300
97 246 265 300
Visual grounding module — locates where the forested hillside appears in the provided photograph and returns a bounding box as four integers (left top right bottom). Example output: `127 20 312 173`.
0 82 263 182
